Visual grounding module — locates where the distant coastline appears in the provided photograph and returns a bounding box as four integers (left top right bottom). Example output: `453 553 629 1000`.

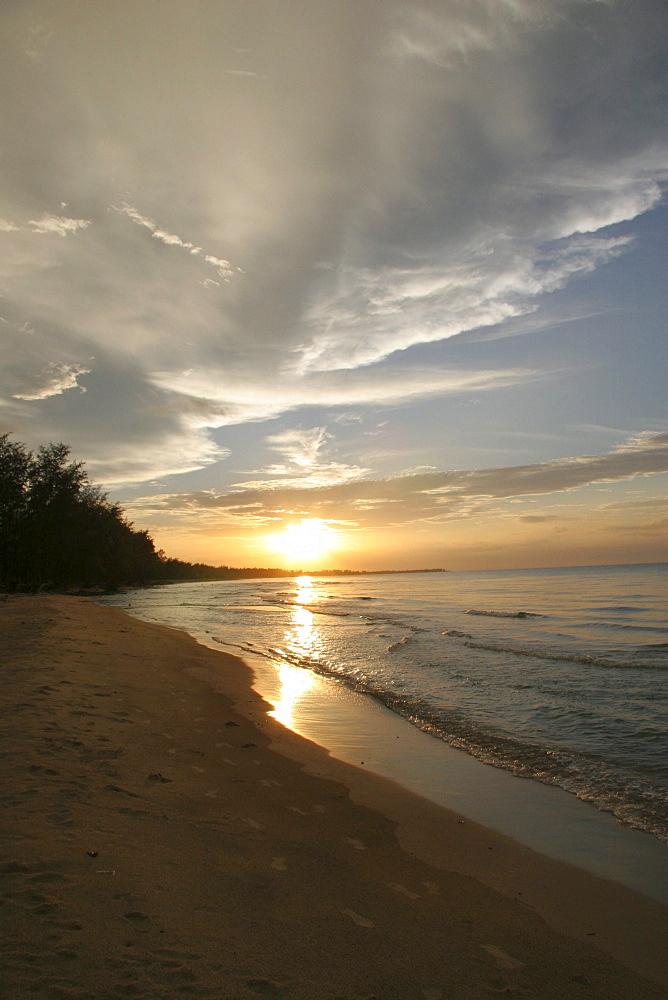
148 566 450 583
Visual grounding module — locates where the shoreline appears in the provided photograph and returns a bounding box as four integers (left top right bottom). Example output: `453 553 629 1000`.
240 648 668 906
2 594 667 998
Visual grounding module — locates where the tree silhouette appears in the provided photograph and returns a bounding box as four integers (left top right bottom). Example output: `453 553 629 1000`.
0 436 163 590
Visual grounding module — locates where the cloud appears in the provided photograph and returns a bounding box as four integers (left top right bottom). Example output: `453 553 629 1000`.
266 426 330 468
153 364 537 429
89 433 228 487
235 465 369 492
0 0 666 495
297 235 633 372
23 22 53 62
28 215 91 237
232 425 370 490
123 490 277 529
390 0 552 66
614 515 668 535
116 203 238 279
117 203 199 250
598 496 668 513
126 433 668 531
613 432 668 453
12 361 91 401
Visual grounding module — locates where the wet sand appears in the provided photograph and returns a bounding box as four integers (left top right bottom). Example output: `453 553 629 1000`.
1 594 667 999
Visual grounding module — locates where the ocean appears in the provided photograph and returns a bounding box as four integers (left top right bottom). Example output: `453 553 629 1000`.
100 562 668 847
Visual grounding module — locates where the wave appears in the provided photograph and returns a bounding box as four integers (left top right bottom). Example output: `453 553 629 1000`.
216 634 668 844
441 632 668 669
587 605 649 613
574 622 668 634
463 609 545 618
261 597 352 618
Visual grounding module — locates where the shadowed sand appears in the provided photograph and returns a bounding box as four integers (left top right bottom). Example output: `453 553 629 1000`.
1 594 667 1000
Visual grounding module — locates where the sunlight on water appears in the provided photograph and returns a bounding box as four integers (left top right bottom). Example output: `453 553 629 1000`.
270 590 322 726
295 575 315 601
286 606 317 656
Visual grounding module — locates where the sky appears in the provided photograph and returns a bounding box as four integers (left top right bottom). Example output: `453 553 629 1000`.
1 0 667 571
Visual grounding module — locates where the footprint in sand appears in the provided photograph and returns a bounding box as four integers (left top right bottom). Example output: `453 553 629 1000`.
388 882 421 900
481 944 526 970
344 838 366 850
341 908 374 928
270 857 287 871
241 817 265 831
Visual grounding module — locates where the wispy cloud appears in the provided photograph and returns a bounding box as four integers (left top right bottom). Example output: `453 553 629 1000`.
152 365 537 431
0 214 91 238
116 203 238 280
232 425 369 490
266 426 331 468
28 215 91 237
297 236 634 372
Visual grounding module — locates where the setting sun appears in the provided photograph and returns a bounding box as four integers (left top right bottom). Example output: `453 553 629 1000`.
269 518 338 565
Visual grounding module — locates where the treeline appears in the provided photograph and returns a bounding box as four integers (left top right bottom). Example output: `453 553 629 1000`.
0 436 165 590
156 560 310 582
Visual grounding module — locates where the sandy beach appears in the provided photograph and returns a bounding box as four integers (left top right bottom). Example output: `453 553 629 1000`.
1 594 667 1000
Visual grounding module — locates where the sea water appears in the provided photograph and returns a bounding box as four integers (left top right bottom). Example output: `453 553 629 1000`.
100 563 668 846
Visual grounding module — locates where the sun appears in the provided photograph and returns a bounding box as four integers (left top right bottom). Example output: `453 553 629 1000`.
270 518 338 565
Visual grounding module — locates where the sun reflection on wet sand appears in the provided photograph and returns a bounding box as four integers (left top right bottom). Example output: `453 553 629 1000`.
269 663 316 728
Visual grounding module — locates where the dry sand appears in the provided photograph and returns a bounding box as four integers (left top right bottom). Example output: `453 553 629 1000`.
1 593 667 1000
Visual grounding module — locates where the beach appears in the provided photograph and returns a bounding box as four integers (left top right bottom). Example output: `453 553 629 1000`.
1 594 667 999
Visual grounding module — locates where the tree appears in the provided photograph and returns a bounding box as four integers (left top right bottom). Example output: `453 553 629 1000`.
0 435 32 586
0 436 164 590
